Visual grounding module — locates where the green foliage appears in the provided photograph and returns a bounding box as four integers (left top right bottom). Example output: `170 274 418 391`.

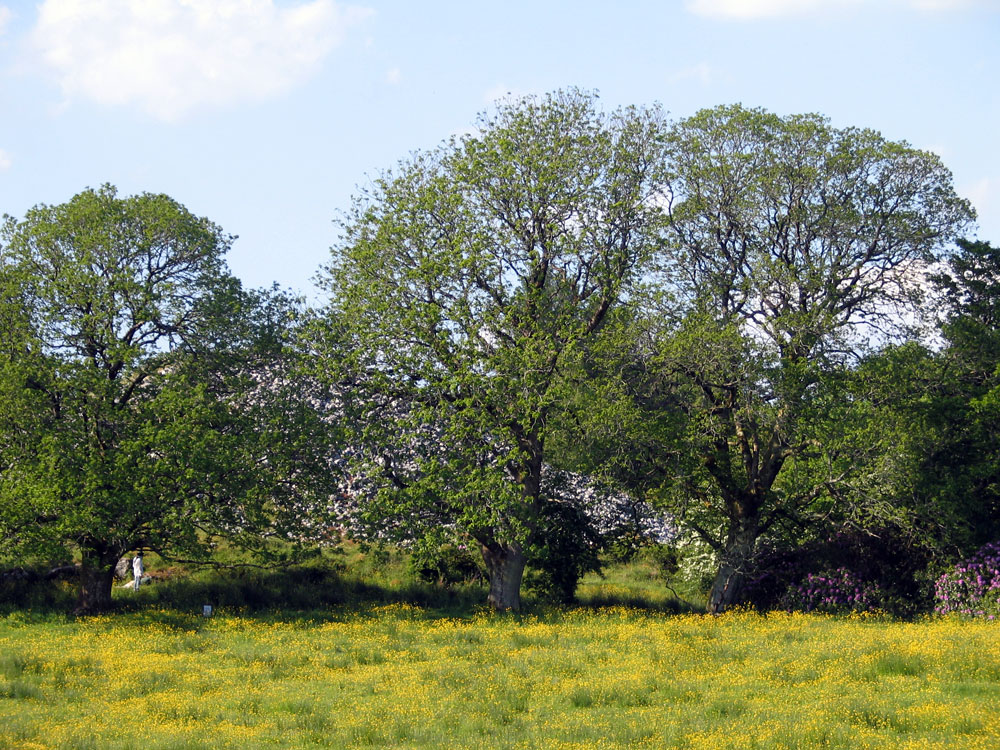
407 536 485 587
313 89 672 609
833 239 1000 561
934 239 1000 366
0 185 330 611
925 239 1000 550
2 101 985 619
592 104 975 611
524 501 604 603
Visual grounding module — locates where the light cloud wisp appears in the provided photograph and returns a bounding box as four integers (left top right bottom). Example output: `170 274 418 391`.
668 62 715 86
687 0 986 20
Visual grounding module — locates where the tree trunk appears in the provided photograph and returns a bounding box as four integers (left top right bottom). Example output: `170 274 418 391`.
707 515 759 614
75 540 126 614
481 541 526 612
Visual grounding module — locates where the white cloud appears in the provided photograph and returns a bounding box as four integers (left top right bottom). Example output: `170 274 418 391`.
0 7 12 36
31 0 373 121
686 0 988 19
385 67 401 85
686 0 851 19
0 149 11 171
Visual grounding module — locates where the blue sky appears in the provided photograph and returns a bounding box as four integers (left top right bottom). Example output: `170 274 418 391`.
0 0 997 300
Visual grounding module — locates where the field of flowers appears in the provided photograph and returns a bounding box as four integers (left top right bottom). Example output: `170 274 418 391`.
1 606 999 749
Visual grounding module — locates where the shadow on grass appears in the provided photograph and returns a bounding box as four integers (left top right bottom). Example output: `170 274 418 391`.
2 562 699 624
572 590 702 615
0 575 77 617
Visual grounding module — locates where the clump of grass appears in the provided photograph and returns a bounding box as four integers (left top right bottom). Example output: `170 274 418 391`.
0 679 42 699
873 651 926 677
1 652 42 679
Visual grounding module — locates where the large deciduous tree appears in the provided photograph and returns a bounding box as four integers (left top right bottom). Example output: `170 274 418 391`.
0 185 326 612
610 105 974 612
316 90 670 610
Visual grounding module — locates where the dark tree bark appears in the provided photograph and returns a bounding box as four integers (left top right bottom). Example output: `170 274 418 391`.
480 540 527 612
75 539 127 614
707 513 760 614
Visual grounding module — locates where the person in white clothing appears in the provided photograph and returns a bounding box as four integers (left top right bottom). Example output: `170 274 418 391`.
132 552 144 590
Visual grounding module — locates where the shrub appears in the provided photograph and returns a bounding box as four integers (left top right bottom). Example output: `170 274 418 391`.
407 541 485 587
673 531 719 594
742 527 936 616
646 543 681 580
0 568 77 613
525 501 603 604
781 567 879 613
934 541 1000 618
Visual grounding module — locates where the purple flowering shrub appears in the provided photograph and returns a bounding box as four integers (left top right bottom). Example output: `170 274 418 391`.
781 567 880 613
741 527 935 616
934 541 1000 618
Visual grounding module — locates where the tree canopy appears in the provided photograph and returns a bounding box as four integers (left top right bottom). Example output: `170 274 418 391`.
315 89 671 610
0 185 326 612
0 96 990 618
593 104 975 611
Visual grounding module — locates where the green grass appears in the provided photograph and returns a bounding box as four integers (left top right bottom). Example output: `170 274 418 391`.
2 607 1000 749
3 549 1000 748
576 548 702 610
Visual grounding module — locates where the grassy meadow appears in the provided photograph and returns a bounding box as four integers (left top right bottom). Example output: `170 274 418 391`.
2 553 1000 749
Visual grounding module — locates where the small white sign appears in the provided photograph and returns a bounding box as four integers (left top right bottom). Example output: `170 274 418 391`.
203 605 213 617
